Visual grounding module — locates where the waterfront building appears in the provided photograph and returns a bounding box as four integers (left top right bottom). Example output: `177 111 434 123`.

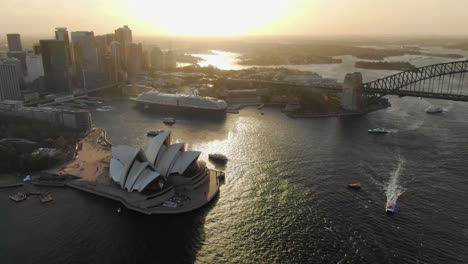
6 34 22 52
71 31 98 89
95 35 109 78
40 40 71 94
127 43 143 77
0 58 22 100
164 50 177 70
150 47 164 70
109 41 122 82
114 25 132 68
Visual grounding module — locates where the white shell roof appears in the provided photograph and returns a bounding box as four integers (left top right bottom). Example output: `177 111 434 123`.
124 160 149 191
110 132 202 192
155 143 184 177
170 151 201 175
132 169 161 192
144 131 170 165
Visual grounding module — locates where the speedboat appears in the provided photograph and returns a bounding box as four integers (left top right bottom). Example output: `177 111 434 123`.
209 153 228 163
386 201 396 214
347 183 361 189
425 106 443 114
368 128 389 134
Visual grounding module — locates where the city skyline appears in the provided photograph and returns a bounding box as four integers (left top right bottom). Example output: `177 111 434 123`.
1 0 468 37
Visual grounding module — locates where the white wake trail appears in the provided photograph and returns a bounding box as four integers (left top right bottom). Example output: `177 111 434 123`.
386 155 406 204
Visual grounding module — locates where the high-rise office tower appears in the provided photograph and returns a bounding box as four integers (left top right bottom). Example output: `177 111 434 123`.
150 47 164 70
71 31 98 89
40 40 71 94
114 25 132 68
55 27 71 65
95 35 108 76
0 58 22 100
109 41 122 82
127 43 143 77
6 34 23 52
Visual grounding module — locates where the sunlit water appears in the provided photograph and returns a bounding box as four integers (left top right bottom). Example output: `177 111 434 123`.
1 49 468 264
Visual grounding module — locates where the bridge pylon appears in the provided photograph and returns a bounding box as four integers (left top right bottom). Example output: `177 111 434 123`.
341 72 365 111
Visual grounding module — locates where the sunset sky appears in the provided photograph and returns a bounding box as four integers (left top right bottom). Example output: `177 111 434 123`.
1 0 468 36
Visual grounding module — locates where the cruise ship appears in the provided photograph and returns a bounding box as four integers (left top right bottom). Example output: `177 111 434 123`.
132 91 227 115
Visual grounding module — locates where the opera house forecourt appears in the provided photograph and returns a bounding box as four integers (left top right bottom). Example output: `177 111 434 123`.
66 130 224 215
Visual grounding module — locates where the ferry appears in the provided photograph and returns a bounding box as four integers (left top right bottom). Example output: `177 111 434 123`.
368 128 389 134
386 201 396 214
209 153 228 163
163 118 176 125
425 106 443 114
147 130 165 137
132 90 227 115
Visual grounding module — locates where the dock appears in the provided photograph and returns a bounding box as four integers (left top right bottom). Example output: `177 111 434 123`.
0 183 24 189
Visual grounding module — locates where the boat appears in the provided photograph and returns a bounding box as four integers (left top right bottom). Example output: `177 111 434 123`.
9 192 27 202
131 90 228 115
39 193 53 203
163 118 176 125
425 106 443 114
209 153 228 163
96 106 113 112
368 128 389 134
386 201 396 214
147 130 165 137
347 183 361 189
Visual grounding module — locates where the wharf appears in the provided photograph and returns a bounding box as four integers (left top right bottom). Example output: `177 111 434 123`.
0 183 24 189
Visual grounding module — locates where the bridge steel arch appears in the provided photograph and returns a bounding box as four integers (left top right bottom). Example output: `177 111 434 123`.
362 60 468 101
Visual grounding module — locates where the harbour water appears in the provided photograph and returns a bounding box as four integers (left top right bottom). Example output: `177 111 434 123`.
1 50 468 263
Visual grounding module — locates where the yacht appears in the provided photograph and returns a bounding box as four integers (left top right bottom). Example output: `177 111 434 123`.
132 90 227 115
425 106 443 114
368 128 389 134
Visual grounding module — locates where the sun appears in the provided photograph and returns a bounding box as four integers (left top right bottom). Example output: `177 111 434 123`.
125 0 290 36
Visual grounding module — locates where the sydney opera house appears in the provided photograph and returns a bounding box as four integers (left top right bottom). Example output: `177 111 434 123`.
68 131 223 215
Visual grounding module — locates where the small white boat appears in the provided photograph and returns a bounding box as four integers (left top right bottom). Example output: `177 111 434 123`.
368 128 389 134
209 153 228 163
163 118 176 125
9 192 27 202
386 201 396 214
425 106 443 114
96 106 113 112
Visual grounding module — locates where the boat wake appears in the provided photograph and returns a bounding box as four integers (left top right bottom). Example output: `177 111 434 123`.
386 155 406 206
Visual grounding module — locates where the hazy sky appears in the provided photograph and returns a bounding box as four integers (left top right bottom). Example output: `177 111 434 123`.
1 0 468 37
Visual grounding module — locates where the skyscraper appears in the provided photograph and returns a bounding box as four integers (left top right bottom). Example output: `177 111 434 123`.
109 41 122 82
0 58 22 100
114 25 132 68
6 34 22 52
71 31 98 89
40 40 71 94
55 27 71 65
127 43 143 77
150 47 164 70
